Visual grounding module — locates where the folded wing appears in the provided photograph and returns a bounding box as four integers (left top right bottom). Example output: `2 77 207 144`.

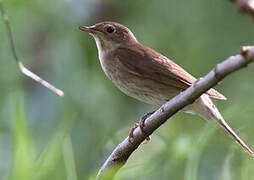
115 44 226 100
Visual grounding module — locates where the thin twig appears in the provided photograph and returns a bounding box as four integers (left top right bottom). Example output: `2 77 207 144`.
0 1 64 96
96 46 254 179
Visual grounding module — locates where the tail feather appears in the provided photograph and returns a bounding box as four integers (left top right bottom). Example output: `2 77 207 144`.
190 94 254 156
218 119 254 156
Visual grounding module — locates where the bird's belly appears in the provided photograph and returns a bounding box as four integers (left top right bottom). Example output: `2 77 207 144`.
100 57 180 106
116 77 179 106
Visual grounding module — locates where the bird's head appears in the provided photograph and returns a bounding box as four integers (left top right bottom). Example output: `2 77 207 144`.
79 22 137 52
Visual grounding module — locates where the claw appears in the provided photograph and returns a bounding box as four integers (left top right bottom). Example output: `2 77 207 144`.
143 136 151 144
139 110 156 132
128 110 156 144
128 123 139 143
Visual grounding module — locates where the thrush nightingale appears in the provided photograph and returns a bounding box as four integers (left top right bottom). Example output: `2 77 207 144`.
79 21 253 156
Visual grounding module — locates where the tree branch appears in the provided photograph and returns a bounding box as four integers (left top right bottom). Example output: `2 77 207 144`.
231 0 254 18
96 46 254 180
0 1 64 96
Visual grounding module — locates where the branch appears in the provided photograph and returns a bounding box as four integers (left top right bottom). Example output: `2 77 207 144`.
96 46 254 180
0 1 64 97
231 0 254 18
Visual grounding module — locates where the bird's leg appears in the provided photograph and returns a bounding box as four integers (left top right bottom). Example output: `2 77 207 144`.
139 110 156 143
128 123 152 144
139 110 156 132
128 110 156 144
128 123 139 143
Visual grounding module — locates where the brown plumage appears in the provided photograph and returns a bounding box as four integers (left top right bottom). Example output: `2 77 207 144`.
113 43 226 100
79 21 253 156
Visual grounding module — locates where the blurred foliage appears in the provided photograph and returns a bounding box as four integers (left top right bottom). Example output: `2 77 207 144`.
1 0 254 179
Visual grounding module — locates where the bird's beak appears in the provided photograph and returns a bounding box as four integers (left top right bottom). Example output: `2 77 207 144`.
79 26 94 33
79 25 104 35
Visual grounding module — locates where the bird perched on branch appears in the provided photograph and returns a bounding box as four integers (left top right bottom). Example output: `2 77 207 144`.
79 21 253 156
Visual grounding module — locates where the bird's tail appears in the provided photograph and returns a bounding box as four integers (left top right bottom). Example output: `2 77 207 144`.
190 94 254 156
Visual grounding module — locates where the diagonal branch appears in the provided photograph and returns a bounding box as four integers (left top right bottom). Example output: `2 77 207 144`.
96 46 254 180
0 1 64 97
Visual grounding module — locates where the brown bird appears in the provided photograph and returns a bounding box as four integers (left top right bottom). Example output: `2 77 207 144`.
79 21 253 156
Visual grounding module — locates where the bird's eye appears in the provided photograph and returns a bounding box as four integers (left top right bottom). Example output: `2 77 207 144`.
106 26 115 33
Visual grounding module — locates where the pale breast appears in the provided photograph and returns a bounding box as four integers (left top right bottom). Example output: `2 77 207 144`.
99 52 180 106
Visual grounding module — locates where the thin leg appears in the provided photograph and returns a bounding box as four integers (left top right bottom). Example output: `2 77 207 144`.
128 110 156 144
128 123 139 143
128 123 152 144
139 110 156 132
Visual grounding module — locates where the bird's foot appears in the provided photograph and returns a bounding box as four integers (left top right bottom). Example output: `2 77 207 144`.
139 110 156 132
143 136 151 144
128 123 139 143
139 110 156 144
128 110 156 144
128 123 152 144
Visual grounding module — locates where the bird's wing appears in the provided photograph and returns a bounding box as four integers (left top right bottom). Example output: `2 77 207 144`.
115 44 226 100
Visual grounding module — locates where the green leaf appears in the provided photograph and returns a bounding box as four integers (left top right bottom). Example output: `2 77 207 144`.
9 93 35 180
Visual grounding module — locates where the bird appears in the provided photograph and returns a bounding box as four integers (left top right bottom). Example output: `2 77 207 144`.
79 21 253 156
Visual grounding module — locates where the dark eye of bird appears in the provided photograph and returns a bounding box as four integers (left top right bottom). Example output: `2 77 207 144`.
106 26 115 33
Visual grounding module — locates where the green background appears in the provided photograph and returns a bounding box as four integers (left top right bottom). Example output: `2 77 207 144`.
0 0 254 179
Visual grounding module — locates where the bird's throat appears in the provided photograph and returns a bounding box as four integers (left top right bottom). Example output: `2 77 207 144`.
92 35 120 60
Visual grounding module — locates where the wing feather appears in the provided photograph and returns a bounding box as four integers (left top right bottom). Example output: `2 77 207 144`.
115 44 226 100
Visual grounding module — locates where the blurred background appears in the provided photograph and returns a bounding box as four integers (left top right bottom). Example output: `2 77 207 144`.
1 0 254 179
